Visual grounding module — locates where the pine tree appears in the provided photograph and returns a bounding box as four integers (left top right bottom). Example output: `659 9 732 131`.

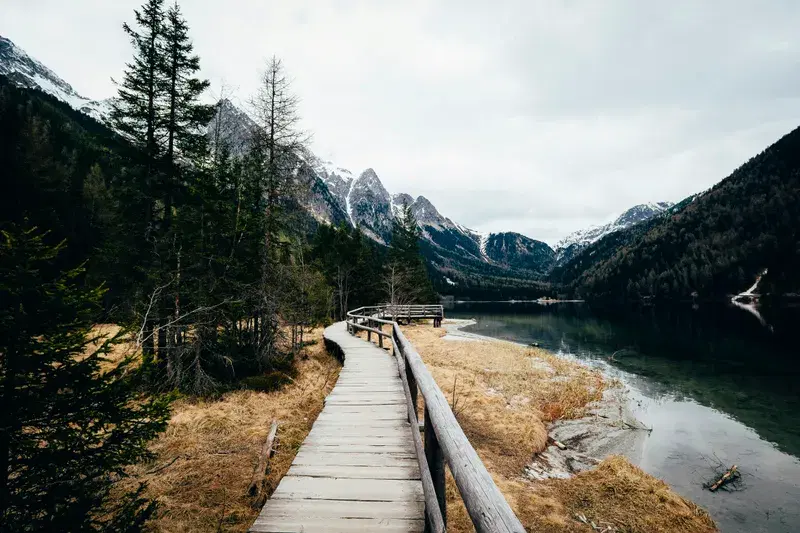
112 0 167 363
385 201 436 306
157 1 216 389
0 225 170 531
161 2 215 165
113 0 166 162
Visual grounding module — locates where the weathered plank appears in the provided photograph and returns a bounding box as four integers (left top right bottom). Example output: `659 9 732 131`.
291 451 418 467
257 498 424 519
288 464 420 479
251 516 424 533
271 476 424 502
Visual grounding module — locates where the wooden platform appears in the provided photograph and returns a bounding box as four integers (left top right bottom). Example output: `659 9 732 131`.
249 321 424 533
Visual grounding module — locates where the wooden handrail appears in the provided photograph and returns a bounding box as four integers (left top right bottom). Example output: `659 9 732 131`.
344 303 524 533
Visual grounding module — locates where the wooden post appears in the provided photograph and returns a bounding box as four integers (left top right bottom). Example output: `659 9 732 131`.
378 324 384 348
424 405 446 529
367 319 372 342
407 360 418 417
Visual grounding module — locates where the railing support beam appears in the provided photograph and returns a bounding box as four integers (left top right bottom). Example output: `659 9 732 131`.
424 405 446 530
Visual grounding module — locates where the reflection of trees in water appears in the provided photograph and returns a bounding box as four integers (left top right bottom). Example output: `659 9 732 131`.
451 301 800 457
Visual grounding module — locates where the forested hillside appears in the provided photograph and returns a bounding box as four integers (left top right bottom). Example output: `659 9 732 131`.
558 126 800 301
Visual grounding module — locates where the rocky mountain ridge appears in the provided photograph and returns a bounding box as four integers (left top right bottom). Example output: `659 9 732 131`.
0 35 113 124
554 201 675 266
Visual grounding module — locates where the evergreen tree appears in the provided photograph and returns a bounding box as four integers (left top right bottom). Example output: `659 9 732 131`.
161 1 215 164
113 0 166 162
386 202 436 305
0 226 170 531
157 1 216 390
112 0 168 363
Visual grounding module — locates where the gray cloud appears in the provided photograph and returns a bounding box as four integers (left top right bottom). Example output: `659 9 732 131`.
4 0 800 245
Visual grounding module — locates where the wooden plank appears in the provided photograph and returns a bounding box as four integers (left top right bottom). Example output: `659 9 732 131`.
304 435 412 446
312 418 410 428
272 476 424 502
287 464 420 480
301 443 413 454
251 516 424 533
325 397 405 405
329 390 404 396
317 405 406 416
308 426 410 438
257 498 424 519
291 451 419 467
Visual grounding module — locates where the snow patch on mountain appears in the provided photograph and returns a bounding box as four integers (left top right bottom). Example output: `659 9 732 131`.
478 232 491 260
555 201 674 264
0 35 112 124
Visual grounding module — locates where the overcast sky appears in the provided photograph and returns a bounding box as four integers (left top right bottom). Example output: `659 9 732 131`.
5 0 800 244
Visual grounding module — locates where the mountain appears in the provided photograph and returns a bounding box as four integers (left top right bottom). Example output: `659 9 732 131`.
485 233 555 273
0 34 553 298
0 35 112 124
554 202 674 267
560 128 800 300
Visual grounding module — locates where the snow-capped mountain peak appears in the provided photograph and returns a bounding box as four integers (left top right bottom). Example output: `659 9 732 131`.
554 201 674 265
0 35 112 124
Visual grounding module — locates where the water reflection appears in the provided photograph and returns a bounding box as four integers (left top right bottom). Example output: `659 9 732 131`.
446 301 800 533
447 301 800 457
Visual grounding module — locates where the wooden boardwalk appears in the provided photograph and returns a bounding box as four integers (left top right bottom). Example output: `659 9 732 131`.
249 321 424 533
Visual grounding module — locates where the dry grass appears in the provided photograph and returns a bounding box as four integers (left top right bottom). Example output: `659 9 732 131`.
84 324 142 373
400 321 716 533
114 327 340 533
514 457 717 533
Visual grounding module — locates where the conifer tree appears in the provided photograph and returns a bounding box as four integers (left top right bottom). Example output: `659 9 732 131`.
113 0 166 162
386 201 436 305
0 225 169 531
161 1 215 165
157 1 215 388
112 0 167 363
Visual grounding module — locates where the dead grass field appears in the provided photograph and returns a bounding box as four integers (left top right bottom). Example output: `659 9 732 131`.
103 326 340 533
401 321 717 533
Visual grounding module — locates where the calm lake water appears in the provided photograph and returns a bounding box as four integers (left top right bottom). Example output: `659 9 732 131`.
446 300 800 533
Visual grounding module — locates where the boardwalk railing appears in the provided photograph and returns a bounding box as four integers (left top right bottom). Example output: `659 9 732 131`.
345 304 524 533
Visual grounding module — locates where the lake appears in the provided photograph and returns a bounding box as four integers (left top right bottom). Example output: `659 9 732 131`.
446 300 800 533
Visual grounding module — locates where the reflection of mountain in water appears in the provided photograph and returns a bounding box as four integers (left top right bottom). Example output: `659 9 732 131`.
448 301 800 457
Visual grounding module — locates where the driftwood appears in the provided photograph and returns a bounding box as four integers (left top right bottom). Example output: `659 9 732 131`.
707 464 739 492
248 420 279 503
548 436 567 450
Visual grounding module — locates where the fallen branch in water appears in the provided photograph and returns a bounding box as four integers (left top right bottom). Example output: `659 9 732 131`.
705 464 740 492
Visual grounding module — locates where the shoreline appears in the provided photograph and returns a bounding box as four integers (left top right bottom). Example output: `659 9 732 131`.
442 318 649 480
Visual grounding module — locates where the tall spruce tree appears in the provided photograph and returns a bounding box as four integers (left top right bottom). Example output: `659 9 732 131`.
0 226 169 531
161 2 215 165
112 0 167 364
386 201 436 305
158 1 216 390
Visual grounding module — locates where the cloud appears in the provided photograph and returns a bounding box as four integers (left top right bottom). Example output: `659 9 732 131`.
4 0 800 245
